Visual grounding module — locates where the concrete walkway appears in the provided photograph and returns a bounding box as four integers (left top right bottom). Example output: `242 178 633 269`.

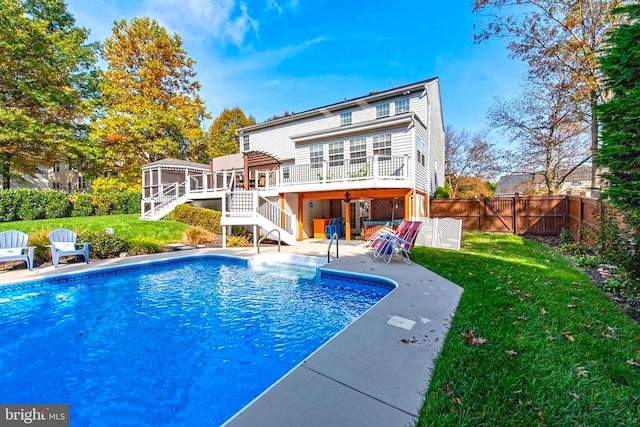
0 240 463 426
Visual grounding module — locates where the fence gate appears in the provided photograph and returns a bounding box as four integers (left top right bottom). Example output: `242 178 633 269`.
481 197 514 233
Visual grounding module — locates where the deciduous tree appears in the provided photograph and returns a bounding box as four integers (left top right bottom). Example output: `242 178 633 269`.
93 17 209 184
473 0 626 193
0 0 98 188
192 107 256 162
597 4 640 222
488 72 591 195
445 125 501 197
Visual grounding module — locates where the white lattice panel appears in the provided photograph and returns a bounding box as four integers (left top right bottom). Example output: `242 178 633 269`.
412 217 462 251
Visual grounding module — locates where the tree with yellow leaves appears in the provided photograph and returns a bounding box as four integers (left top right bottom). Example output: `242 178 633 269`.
93 17 209 185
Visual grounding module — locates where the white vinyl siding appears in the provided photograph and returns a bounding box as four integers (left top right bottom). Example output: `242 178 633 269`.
373 134 392 156
349 138 367 164
328 141 344 166
376 103 390 119
340 112 352 126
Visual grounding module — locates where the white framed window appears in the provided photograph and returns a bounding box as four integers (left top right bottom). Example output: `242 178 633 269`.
52 182 60 190
242 135 250 151
77 175 86 189
282 166 290 180
376 103 390 119
349 137 366 164
373 134 392 156
310 144 323 168
53 163 60 173
340 112 352 126
395 99 409 114
328 141 344 166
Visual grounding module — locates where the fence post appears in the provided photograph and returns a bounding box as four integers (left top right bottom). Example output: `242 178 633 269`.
513 193 519 235
578 196 584 243
479 196 485 231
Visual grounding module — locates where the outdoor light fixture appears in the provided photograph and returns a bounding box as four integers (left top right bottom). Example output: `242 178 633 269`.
343 192 351 203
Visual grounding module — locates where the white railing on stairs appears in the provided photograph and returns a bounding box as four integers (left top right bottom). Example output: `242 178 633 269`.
223 191 296 241
141 181 187 219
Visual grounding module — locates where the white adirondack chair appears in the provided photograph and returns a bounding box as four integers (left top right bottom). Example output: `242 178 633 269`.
0 230 35 271
48 228 90 268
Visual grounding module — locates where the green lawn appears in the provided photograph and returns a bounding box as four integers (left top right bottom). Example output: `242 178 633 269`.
0 214 188 244
413 233 640 426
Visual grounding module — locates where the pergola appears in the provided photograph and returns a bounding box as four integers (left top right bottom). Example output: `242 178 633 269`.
242 150 281 190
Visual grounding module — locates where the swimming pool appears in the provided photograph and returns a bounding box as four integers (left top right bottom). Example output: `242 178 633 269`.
0 255 394 426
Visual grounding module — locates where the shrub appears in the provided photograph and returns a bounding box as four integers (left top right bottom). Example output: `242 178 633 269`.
78 230 128 259
0 190 17 222
226 235 252 247
43 190 71 219
27 229 54 264
93 190 141 215
434 186 451 199
14 188 46 220
114 191 141 214
172 204 222 234
91 176 137 193
127 237 162 256
183 226 216 245
71 192 94 217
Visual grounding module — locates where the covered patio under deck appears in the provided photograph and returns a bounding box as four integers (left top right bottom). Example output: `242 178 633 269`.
297 188 431 241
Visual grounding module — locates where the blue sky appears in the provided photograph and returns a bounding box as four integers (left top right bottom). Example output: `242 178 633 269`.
66 0 525 138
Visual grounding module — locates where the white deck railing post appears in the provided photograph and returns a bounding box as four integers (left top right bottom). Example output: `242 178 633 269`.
373 155 379 181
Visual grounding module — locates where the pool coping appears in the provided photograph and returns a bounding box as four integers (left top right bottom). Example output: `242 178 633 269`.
0 242 464 426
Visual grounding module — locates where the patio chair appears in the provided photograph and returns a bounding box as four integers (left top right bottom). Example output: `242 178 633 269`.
0 230 35 271
364 219 410 251
372 221 423 264
326 217 345 238
324 218 340 239
48 228 90 268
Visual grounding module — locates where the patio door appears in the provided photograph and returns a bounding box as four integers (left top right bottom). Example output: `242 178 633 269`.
348 200 370 238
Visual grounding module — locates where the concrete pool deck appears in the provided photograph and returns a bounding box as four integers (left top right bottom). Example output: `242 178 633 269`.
0 240 463 427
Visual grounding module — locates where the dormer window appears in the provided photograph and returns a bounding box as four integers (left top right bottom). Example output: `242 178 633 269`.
395 99 409 114
340 112 352 126
376 103 390 119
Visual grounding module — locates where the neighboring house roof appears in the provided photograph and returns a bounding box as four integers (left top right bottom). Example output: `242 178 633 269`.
141 158 209 170
238 77 438 133
495 173 538 195
495 166 593 195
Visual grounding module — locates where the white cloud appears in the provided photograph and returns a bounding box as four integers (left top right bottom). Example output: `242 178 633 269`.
265 0 299 14
142 0 258 45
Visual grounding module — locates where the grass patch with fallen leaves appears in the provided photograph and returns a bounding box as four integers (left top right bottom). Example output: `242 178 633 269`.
413 233 640 426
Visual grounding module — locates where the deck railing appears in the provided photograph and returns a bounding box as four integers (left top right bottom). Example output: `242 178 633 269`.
281 155 408 186
146 155 410 202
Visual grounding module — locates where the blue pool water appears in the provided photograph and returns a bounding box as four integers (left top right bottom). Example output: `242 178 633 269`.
0 256 392 426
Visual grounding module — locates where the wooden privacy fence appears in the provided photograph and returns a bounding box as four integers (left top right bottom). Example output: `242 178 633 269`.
430 195 603 236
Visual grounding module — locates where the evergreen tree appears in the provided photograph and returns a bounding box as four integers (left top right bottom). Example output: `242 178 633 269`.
598 3 640 222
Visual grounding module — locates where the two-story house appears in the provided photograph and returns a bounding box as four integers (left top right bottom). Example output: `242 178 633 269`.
141 77 445 246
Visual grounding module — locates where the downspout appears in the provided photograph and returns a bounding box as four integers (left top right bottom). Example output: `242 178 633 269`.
424 83 432 218
409 119 416 219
